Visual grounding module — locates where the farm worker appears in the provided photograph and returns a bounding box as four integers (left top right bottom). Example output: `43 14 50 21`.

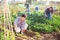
45 7 53 20
35 6 39 11
49 7 53 19
25 2 30 13
14 14 28 34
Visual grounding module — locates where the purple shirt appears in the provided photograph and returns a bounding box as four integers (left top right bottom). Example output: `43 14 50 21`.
14 17 26 28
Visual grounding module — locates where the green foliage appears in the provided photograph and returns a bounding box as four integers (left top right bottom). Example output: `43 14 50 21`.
0 15 4 22
0 27 15 40
0 11 60 33
0 31 15 40
0 32 4 40
26 12 60 33
11 14 17 24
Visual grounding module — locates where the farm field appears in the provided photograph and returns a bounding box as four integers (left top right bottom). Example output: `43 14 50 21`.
0 0 60 40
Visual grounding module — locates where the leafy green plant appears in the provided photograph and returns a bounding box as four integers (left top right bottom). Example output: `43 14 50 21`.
0 32 4 40
0 26 15 40
26 12 60 33
0 11 60 33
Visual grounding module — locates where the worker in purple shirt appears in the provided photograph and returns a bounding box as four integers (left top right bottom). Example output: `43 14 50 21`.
14 14 28 34
45 7 53 20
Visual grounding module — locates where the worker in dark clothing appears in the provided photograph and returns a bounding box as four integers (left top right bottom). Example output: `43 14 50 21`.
45 7 53 20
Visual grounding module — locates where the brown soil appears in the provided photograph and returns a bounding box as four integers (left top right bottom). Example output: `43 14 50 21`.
16 30 60 40
40 32 60 40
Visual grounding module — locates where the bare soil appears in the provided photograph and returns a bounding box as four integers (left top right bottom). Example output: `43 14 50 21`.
16 30 60 40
